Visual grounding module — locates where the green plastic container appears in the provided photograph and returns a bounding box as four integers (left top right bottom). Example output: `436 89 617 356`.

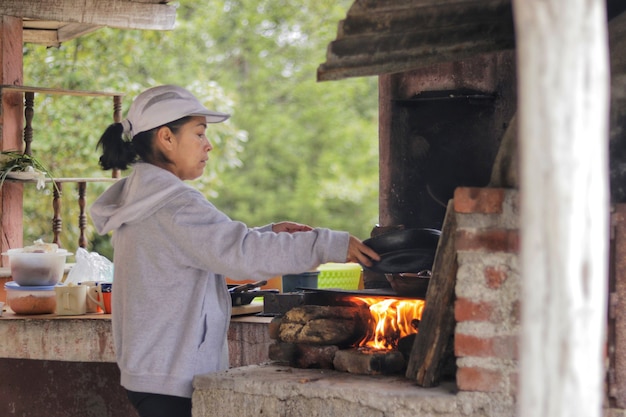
317 262 362 290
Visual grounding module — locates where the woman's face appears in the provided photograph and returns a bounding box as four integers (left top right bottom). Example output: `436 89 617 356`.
159 116 213 180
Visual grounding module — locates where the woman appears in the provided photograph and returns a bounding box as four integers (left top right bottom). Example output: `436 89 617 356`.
90 85 379 417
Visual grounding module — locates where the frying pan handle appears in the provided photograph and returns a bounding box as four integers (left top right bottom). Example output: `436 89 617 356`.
229 280 268 293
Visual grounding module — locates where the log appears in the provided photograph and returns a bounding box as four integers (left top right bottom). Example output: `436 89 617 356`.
278 305 371 346
295 344 339 370
333 348 406 375
405 199 457 386
268 342 296 365
268 342 339 369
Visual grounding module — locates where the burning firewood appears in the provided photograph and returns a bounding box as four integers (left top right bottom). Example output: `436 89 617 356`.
333 348 406 375
268 342 339 369
278 305 372 346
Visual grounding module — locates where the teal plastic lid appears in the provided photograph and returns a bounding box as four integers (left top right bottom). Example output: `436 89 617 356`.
5 281 57 291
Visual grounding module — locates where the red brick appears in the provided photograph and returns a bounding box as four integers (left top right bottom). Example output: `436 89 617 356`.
455 333 492 357
454 187 505 214
455 229 519 253
484 265 509 289
455 298 494 322
455 334 518 360
456 366 504 392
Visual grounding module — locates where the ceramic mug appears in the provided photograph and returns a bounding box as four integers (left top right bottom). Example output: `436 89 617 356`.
82 281 105 313
55 284 87 315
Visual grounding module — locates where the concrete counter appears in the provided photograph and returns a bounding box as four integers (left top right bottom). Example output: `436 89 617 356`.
0 306 273 417
0 303 271 365
0 312 115 362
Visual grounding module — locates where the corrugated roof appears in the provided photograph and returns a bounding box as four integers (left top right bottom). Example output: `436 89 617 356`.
318 0 626 82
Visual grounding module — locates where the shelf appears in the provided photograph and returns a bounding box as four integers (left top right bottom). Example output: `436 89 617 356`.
6 177 120 183
0 85 123 97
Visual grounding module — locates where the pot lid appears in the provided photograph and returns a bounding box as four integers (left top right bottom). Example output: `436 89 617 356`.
363 249 436 274
361 228 440 273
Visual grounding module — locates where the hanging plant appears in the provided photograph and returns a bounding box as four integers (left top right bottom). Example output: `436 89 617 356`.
0 151 59 192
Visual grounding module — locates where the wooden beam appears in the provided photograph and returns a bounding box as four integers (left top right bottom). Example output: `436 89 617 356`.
23 25 101 47
22 28 59 46
514 1 609 417
57 23 101 43
0 85 123 97
0 0 176 31
0 15 24 260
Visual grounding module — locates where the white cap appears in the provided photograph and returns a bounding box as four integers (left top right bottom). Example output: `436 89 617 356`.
121 85 230 139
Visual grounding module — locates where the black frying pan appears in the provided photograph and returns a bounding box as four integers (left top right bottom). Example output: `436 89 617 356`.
361 228 441 273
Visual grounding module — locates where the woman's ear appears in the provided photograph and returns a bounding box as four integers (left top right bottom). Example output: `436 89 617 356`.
155 126 175 151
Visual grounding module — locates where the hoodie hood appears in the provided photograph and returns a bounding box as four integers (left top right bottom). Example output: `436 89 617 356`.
90 162 194 234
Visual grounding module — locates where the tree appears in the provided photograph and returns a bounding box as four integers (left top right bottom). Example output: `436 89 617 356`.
21 0 379 258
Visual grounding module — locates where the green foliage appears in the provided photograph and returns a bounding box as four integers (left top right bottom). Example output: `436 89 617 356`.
21 0 379 258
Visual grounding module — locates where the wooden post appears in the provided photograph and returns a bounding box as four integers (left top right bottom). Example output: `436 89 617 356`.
52 182 62 247
513 1 609 417
0 16 23 260
112 95 122 178
23 91 34 156
77 182 87 248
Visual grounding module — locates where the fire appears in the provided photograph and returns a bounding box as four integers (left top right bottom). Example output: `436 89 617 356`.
354 297 425 350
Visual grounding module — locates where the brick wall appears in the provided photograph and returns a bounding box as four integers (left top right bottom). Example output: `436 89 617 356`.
452 187 520 411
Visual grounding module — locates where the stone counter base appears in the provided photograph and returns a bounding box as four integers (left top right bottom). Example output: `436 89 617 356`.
193 364 461 417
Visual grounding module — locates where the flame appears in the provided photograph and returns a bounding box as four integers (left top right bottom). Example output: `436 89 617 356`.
354 297 425 350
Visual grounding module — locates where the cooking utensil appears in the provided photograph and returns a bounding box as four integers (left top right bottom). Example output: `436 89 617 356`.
227 281 275 306
385 272 431 296
363 228 441 253
361 228 440 273
228 280 267 293
282 272 319 293
228 287 279 306
366 249 436 273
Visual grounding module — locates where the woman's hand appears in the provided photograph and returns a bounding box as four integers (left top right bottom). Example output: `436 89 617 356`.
272 221 314 233
346 235 380 267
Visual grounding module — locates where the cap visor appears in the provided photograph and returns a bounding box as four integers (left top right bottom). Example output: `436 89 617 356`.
193 111 230 124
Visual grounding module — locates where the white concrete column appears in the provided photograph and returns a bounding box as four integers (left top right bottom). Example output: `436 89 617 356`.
513 1 610 417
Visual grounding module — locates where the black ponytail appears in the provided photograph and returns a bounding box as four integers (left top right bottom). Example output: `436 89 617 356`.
96 123 137 170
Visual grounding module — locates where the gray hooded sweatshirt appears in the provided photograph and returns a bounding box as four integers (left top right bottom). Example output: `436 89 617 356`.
90 162 350 398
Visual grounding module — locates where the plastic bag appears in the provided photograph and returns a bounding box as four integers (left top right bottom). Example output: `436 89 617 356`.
65 247 114 285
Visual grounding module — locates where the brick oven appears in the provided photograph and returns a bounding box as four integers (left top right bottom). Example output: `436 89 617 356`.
263 186 519 393
194 23 525 416
193 186 522 416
